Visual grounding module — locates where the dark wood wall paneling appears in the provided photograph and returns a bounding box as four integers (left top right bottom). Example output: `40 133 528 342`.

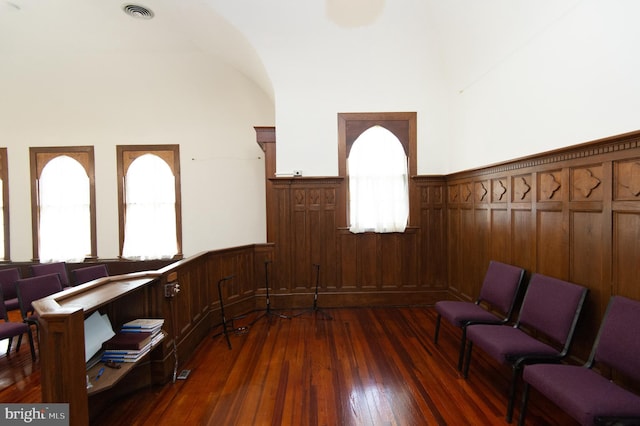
256 127 640 361
445 132 640 360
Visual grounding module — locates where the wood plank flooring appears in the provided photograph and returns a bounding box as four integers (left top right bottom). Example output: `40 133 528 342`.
0 307 577 425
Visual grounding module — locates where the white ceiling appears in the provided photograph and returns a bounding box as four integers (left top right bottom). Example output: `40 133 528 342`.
0 0 584 101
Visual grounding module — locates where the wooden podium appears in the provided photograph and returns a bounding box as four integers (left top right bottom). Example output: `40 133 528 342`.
34 271 168 426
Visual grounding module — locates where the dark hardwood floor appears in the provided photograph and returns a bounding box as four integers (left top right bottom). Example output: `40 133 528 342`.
0 307 577 425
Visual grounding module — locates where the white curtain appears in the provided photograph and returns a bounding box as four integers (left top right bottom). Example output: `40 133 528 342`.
122 154 177 260
348 126 409 233
39 156 90 262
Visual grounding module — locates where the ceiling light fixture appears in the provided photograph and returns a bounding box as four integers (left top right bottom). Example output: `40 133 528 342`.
123 4 154 20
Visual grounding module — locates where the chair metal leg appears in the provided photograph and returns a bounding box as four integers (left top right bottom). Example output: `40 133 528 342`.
463 341 473 378
26 328 36 361
434 314 441 343
506 364 522 423
457 327 467 371
518 382 531 426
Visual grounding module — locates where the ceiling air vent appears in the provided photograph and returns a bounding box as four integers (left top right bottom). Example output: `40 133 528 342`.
123 4 154 20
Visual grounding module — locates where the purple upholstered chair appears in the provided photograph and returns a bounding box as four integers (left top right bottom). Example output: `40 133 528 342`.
72 264 108 285
0 286 35 360
30 262 70 288
0 268 21 312
434 260 525 371
519 296 640 426
16 273 64 354
463 273 588 422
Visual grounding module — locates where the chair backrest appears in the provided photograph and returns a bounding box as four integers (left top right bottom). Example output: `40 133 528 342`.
0 268 21 301
0 286 9 321
477 261 526 315
30 262 70 287
517 274 588 348
72 264 108 285
16 273 64 319
591 296 640 381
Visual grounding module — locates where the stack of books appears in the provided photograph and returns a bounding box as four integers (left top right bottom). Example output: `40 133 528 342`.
101 318 164 363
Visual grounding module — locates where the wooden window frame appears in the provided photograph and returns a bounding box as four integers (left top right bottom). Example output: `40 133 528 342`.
0 148 9 260
337 112 417 228
116 144 183 260
29 146 97 261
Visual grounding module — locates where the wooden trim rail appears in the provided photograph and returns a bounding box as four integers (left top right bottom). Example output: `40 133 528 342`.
34 272 162 426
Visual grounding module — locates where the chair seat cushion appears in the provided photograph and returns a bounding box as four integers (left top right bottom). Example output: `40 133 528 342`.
467 324 559 363
4 297 19 311
523 364 640 425
0 322 28 340
435 301 502 327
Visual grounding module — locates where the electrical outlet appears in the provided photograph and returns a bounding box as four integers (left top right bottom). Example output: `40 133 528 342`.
164 282 180 298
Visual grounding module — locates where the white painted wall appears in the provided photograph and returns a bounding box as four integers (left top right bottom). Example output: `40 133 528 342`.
213 0 640 175
0 52 274 261
211 0 452 177
448 0 640 172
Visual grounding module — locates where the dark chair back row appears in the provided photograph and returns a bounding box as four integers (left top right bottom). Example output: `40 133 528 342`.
433 260 640 425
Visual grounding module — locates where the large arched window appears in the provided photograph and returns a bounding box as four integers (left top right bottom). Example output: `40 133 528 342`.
117 145 182 260
30 147 96 262
338 112 417 233
348 126 408 232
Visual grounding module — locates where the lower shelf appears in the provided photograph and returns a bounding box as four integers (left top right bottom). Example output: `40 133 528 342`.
86 331 166 396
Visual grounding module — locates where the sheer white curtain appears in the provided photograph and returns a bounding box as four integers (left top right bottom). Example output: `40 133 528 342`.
348 125 409 233
39 156 90 262
122 154 177 260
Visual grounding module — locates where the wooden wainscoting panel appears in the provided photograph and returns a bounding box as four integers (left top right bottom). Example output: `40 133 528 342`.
490 207 510 263
536 209 568 279
612 211 640 301
447 206 462 295
511 207 535 275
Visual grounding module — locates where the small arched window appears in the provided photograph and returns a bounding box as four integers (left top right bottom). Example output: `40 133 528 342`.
348 125 409 233
37 155 91 261
118 146 181 260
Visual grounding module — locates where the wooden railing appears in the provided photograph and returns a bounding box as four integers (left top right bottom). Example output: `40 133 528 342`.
34 244 272 426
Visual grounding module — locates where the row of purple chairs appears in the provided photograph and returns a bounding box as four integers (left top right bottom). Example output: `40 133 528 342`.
434 260 640 425
0 262 109 360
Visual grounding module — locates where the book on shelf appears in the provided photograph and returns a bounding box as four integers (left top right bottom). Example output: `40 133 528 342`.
102 331 152 351
101 348 150 363
121 318 164 329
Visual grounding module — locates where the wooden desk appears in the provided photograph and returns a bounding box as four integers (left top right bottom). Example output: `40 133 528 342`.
34 272 164 426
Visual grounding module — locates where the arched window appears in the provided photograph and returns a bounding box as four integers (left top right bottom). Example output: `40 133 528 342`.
338 112 417 233
31 150 94 262
117 145 182 260
348 126 408 233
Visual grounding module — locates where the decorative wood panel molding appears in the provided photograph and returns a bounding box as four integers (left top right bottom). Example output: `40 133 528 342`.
448 184 459 203
492 179 507 202
462 183 472 202
539 172 561 200
449 131 640 179
616 159 640 199
475 181 488 203
572 167 602 200
513 175 531 201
